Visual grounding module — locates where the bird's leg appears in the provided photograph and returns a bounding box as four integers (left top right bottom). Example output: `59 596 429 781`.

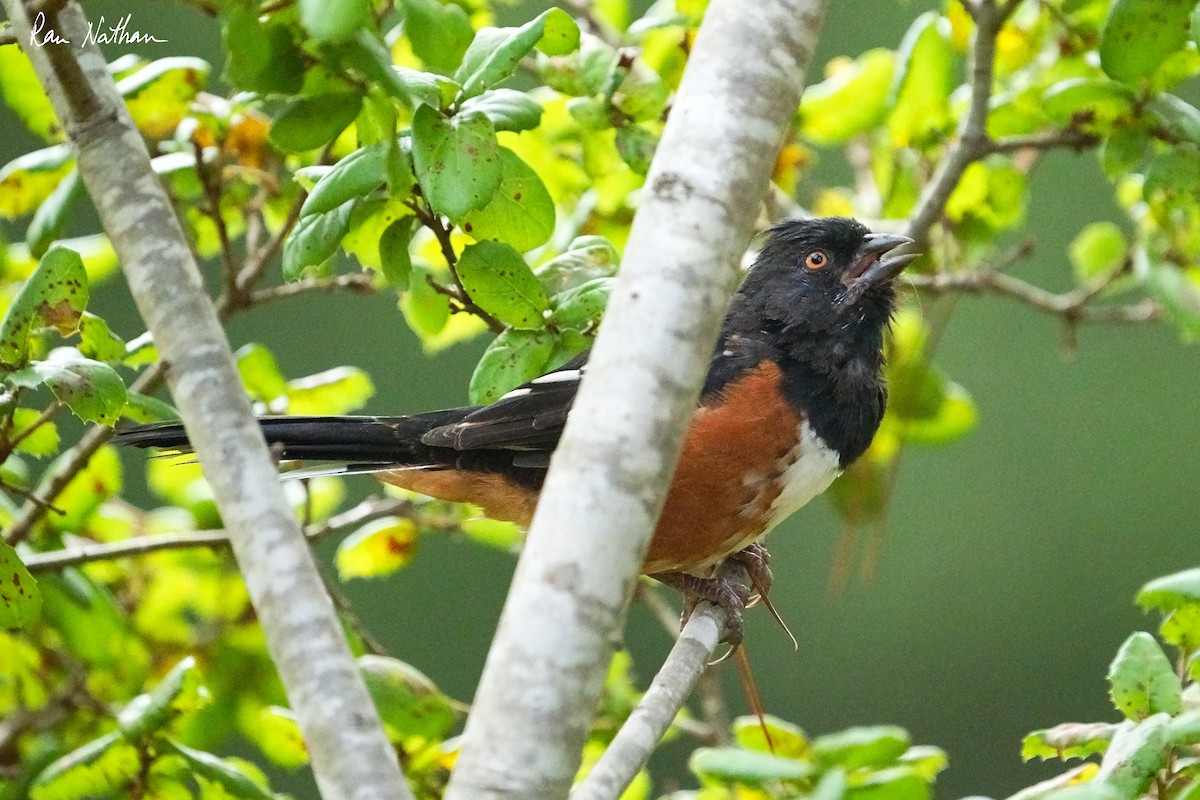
651 566 753 646
727 541 773 605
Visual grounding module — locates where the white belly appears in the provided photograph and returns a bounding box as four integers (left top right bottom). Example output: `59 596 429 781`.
763 421 841 531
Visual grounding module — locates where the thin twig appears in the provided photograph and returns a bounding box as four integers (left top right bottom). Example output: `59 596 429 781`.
407 199 505 333
904 268 1161 324
1 400 63 462
22 495 409 572
192 138 241 305
246 273 377 304
985 129 1099 155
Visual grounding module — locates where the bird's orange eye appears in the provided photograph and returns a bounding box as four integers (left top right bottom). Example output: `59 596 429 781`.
805 250 828 270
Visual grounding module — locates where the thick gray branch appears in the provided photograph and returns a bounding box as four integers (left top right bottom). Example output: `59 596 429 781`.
442 2 828 799
1 4 411 799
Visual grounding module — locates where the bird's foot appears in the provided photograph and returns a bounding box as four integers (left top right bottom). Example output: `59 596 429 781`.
727 541 773 605
652 566 753 647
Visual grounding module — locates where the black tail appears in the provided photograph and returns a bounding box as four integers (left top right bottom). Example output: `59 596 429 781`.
114 411 472 465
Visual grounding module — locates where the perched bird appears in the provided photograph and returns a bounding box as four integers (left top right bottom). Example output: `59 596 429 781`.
117 217 917 636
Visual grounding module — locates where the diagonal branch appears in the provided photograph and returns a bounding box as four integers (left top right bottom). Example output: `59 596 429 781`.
0 3 413 799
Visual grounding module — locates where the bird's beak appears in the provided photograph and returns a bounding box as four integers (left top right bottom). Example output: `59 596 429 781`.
838 232 920 306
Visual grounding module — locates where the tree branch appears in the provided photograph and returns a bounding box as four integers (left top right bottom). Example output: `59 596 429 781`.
442 1 829 798
1 4 413 798
570 601 729 800
21 496 408 573
905 0 1008 244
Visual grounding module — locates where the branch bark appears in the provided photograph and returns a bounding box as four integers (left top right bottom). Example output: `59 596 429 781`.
1 4 411 799
442 2 828 798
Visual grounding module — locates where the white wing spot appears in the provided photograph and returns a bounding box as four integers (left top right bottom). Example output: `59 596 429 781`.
531 370 581 385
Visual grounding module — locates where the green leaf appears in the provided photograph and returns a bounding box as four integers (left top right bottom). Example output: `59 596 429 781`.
269 93 364 153
0 144 72 219
1042 78 1135 132
1022 722 1116 760
468 328 556 404
411 105 503 221
688 747 813 785
400 265 451 340
614 124 658 175
1100 0 1193 83
285 366 375 415
254 707 309 768
1147 94 1200 143
115 57 210 140
398 0 476 73
1145 144 1200 199
10 407 60 456
732 715 808 758
384 65 461 108
455 9 580 100
336 517 418 579
165 740 275 800
282 198 358 280
121 392 180 424
944 159 1026 233
1168 709 1200 746
1070 222 1127 282
222 8 305 93
1136 249 1200 341
1040 783 1125 800
799 49 896 144
845 766 930 800
117 656 209 741
1138 569 1200 611
459 515 524 550
378 220 414 290
301 144 388 217
549 277 612 331
900 380 977 445
457 241 550 328
0 246 88 368
1107 632 1182 719
1095 715 1171 797
9 348 128 426
343 199 416 284
540 34 621 97
0 46 61 141
887 12 955 147
301 0 369 43
45 446 122 533
0 542 40 629
898 746 948 782
1160 604 1200 652
535 236 620 294
461 149 555 251
812 725 910 770
359 654 459 740
611 62 670 122
27 168 84 259
30 731 140 800
235 343 288 404
78 312 127 365
459 89 544 133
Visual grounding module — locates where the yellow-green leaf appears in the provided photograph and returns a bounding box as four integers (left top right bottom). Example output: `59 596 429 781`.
411 104 503 221
799 49 896 144
457 240 550 328
1100 0 1193 83
1107 632 1182 719
0 246 88 368
336 517 418 579
0 542 40 629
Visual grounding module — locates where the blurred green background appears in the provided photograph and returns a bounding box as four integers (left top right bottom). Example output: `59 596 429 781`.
2 0 1197 797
